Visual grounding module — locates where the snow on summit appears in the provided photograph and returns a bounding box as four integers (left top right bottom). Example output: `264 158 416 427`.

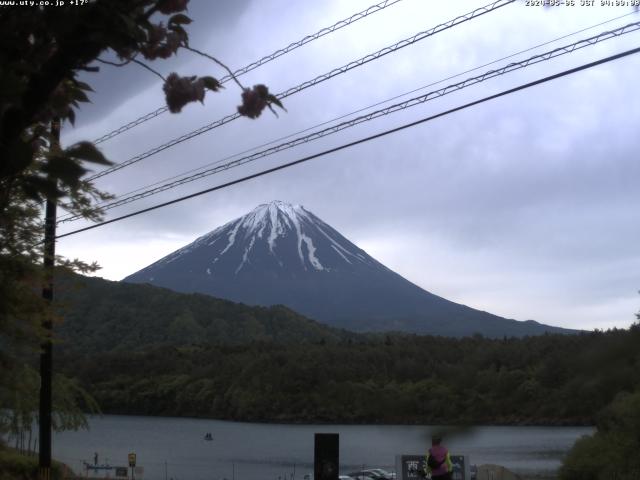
238 201 320 266
129 200 378 281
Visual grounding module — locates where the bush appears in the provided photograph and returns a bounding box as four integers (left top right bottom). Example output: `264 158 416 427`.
559 391 640 480
0 446 64 480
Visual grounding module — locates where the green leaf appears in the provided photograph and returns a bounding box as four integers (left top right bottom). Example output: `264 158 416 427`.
0 72 27 100
21 174 63 201
42 156 88 186
73 88 91 103
119 12 144 40
169 14 192 25
266 94 286 111
66 108 76 127
202 76 222 92
168 24 187 39
1 138 34 177
64 142 112 165
74 81 94 92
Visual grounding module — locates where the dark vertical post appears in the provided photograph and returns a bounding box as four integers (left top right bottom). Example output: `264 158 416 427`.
314 433 339 480
39 118 59 480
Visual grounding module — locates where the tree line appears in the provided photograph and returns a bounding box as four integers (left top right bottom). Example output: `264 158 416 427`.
57 325 640 425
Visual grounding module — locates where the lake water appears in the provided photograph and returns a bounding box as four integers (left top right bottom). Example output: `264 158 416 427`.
53 415 593 480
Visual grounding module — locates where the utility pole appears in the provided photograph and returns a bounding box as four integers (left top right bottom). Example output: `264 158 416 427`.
39 117 60 480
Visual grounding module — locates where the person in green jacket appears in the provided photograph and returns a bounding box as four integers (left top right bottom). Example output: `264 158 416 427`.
425 435 453 480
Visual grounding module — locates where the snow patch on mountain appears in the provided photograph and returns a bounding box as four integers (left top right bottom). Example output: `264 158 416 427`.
300 233 323 271
220 220 241 256
268 204 284 253
315 224 362 264
236 236 256 274
331 245 351 264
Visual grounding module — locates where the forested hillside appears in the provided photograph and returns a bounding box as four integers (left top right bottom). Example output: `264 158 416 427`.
58 326 640 425
54 275 358 352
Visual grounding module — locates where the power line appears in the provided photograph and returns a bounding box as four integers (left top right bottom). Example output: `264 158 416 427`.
60 11 634 221
55 45 640 240
85 0 514 181
91 0 407 146
58 21 640 223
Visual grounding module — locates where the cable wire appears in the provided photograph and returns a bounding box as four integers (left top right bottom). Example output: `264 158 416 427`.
91 0 407 145
55 45 640 240
59 11 634 221
58 21 640 224
85 0 514 181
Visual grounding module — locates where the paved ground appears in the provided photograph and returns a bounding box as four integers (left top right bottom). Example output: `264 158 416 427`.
476 464 558 480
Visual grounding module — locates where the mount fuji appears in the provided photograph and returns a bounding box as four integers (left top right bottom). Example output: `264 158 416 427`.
123 201 569 337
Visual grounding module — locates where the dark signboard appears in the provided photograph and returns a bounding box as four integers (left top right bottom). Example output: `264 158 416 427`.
115 467 128 478
314 433 339 480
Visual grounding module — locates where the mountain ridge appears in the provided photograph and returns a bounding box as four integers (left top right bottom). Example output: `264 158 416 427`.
124 201 573 337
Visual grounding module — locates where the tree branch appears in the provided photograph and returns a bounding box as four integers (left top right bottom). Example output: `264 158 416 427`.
132 59 166 81
184 46 245 90
95 54 137 67
95 56 165 81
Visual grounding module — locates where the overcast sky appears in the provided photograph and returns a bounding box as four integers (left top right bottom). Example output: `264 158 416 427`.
57 0 640 331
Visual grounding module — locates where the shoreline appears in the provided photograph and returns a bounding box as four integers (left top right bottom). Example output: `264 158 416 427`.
87 411 596 428
52 416 586 480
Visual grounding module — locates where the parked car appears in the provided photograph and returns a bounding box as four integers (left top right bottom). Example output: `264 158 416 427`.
364 469 395 480
348 469 395 480
347 471 378 480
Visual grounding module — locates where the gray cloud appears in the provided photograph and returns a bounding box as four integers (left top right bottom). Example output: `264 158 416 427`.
72 0 252 125
57 0 640 330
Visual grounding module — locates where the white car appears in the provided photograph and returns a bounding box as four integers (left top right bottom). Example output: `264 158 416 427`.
365 469 395 480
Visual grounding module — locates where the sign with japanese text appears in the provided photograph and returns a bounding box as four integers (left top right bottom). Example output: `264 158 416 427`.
395 454 470 480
